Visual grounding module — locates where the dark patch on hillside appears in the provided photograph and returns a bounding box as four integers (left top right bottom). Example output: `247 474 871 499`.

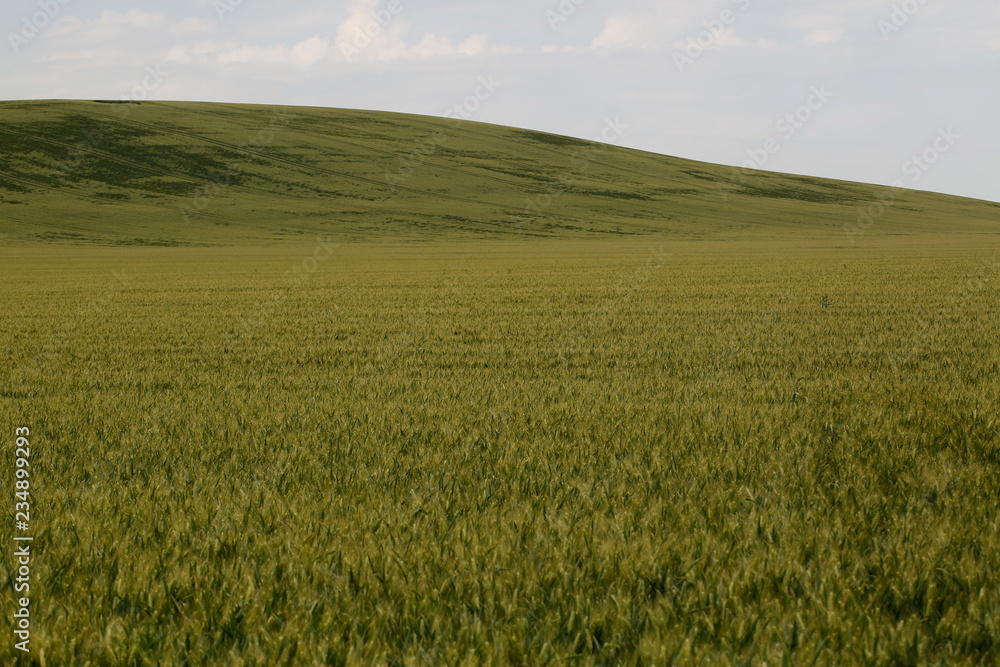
567 187 653 201
513 130 593 148
737 184 858 205
0 114 257 197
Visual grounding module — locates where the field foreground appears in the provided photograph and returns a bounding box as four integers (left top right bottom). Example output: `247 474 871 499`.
1 237 999 665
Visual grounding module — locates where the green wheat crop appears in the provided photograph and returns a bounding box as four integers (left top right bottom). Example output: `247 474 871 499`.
1 237 997 665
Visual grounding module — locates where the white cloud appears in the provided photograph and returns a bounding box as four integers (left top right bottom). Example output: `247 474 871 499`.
290 36 331 66
166 35 330 68
43 50 98 63
217 43 289 66
591 16 644 50
48 16 84 37
174 17 216 34
214 36 331 67
168 41 226 66
96 9 167 29
713 28 750 48
780 11 848 46
540 44 576 54
669 27 751 51
334 0 409 61
803 29 842 46
331 1 513 62
410 33 496 58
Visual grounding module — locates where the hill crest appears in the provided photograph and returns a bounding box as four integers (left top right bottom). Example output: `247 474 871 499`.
1 99 997 245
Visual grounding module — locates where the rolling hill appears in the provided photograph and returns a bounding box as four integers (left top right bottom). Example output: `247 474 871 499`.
0 99 997 245
3 100 1000 664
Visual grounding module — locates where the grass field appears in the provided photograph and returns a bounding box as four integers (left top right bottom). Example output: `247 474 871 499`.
2 100 999 246
1 235 998 664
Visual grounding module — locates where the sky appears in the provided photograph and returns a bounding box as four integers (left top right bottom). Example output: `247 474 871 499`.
2 0 998 203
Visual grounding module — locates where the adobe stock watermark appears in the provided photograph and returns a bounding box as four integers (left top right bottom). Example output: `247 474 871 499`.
717 84 834 201
12 426 33 654
877 0 930 40
340 0 404 62
8 0 74 54
385 75 502 190
546 0 588 31
213 0 247 22
508 116 629 231
674 0 752 73
845 127 959 244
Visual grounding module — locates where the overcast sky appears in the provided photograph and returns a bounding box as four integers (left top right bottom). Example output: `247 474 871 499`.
3 0 998 203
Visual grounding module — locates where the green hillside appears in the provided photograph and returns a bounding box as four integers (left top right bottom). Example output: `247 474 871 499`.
2 99 996 245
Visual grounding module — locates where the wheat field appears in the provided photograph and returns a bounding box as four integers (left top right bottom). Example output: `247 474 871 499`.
1 237 997 665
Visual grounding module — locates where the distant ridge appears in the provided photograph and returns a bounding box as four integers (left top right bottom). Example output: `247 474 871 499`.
1 99 997 245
